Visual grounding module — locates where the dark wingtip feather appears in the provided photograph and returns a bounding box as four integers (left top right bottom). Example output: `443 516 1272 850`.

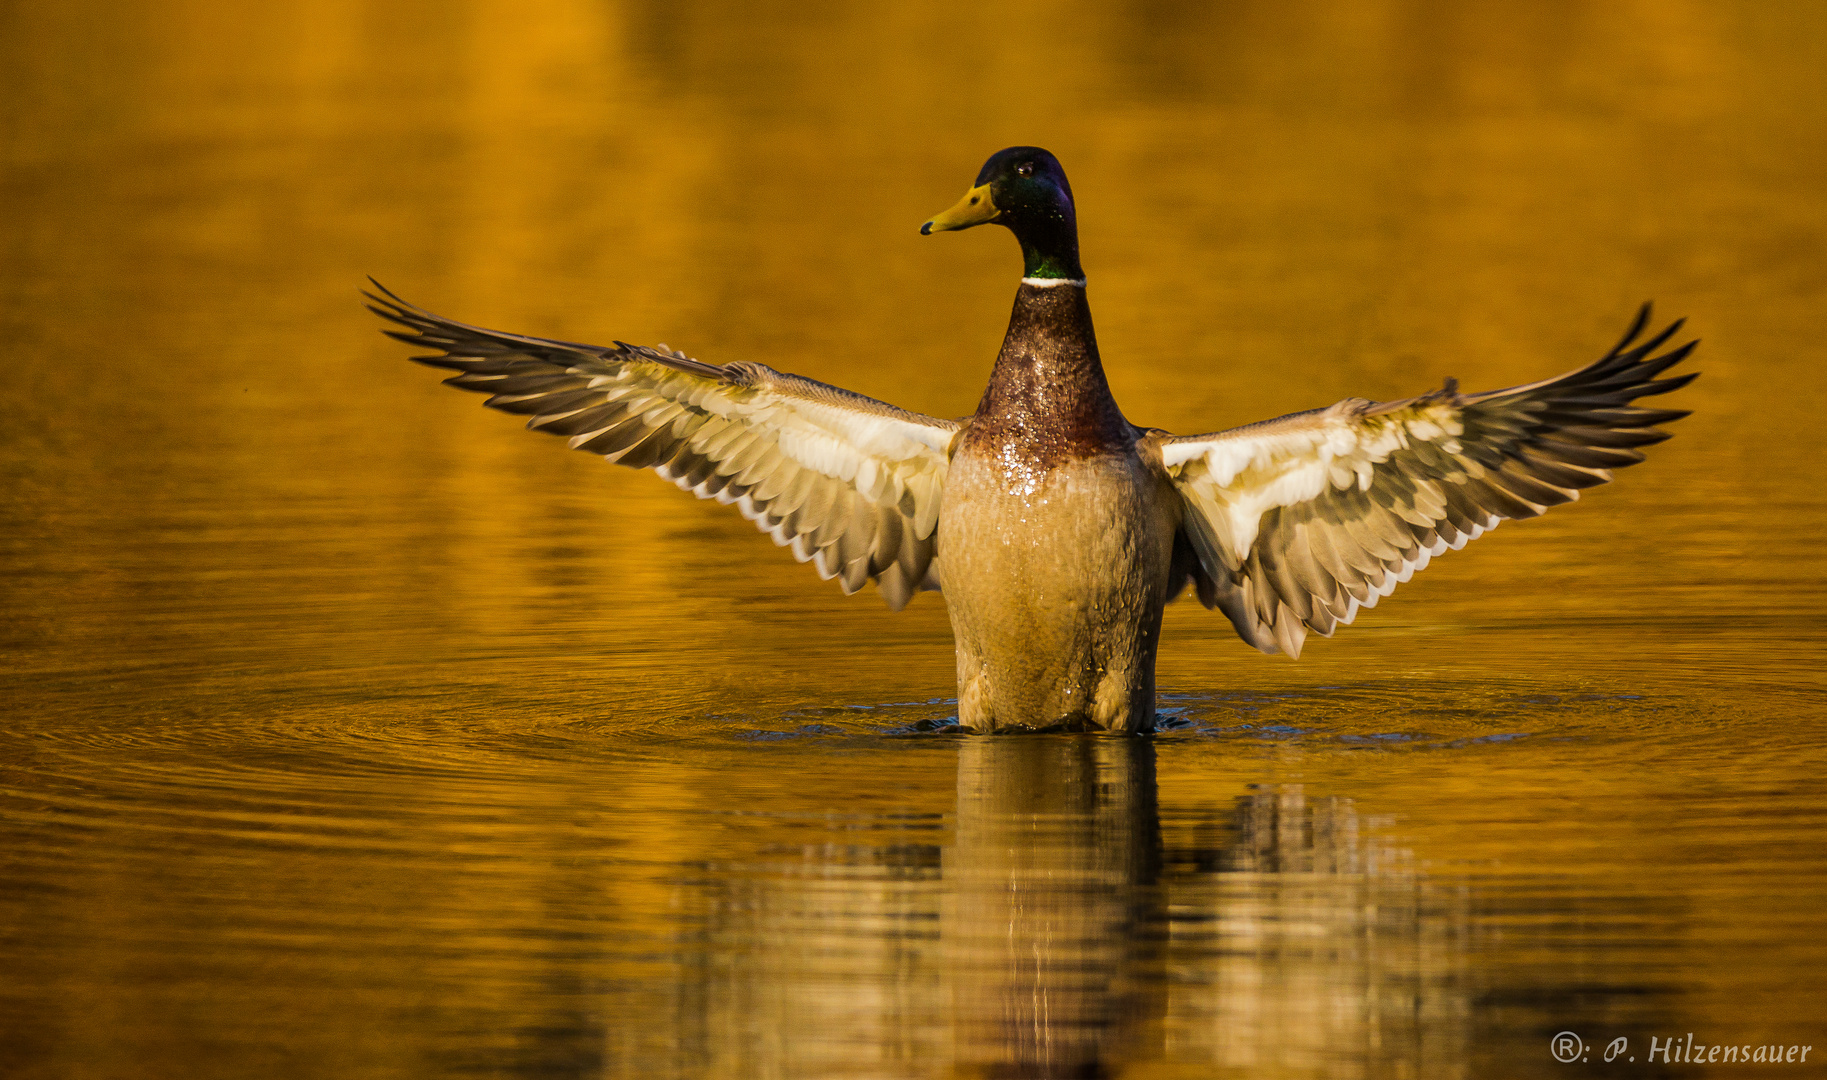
365 286 438 341
412 355 470 371
1639 338 1700 375
1631 370 1700 398
364 278 411 307
1617 406 1692 426
1609 303 1653 356
1624 317 1686 363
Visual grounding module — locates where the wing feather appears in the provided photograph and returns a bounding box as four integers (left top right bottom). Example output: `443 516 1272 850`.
368 282 960 609
1158 305 1696 656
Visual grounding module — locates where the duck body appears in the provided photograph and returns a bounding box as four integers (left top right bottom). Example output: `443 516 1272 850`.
941 280 1181 732
370 145 1696 736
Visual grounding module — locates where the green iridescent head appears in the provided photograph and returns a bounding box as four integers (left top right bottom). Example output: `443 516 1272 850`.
921 147 1084 282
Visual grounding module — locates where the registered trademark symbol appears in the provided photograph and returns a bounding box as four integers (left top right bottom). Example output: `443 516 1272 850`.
1551 1032 1586 1064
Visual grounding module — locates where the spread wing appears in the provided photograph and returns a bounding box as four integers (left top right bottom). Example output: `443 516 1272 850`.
1159 305 1697 656
367 283 960 609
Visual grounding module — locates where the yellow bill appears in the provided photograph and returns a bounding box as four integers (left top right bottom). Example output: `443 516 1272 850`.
921 183 998 234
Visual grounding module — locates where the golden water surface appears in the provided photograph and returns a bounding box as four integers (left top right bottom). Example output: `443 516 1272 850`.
3 1 1824 1077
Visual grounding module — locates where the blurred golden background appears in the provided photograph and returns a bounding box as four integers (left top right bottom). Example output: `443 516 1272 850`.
2 1 1824 1077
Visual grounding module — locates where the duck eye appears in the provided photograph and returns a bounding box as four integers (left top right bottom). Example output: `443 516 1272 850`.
1016 162 1035 178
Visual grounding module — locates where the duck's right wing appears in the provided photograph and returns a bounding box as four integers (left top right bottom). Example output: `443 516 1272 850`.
368 283 960 609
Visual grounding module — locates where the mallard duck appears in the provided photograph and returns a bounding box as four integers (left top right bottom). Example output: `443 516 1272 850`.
369 146 1695 734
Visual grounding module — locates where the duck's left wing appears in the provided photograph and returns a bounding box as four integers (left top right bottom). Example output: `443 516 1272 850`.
367 284 959 609
1156 306 1697 656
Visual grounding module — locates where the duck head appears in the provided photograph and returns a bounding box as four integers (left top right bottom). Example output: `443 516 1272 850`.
922 147 1084 282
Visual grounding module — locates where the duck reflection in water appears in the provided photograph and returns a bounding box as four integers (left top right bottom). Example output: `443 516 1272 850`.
665 736 1502 1076
370 147 1695 734
948 736 1166 1078
944 743 1474 1078
1172 784 1471 1077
